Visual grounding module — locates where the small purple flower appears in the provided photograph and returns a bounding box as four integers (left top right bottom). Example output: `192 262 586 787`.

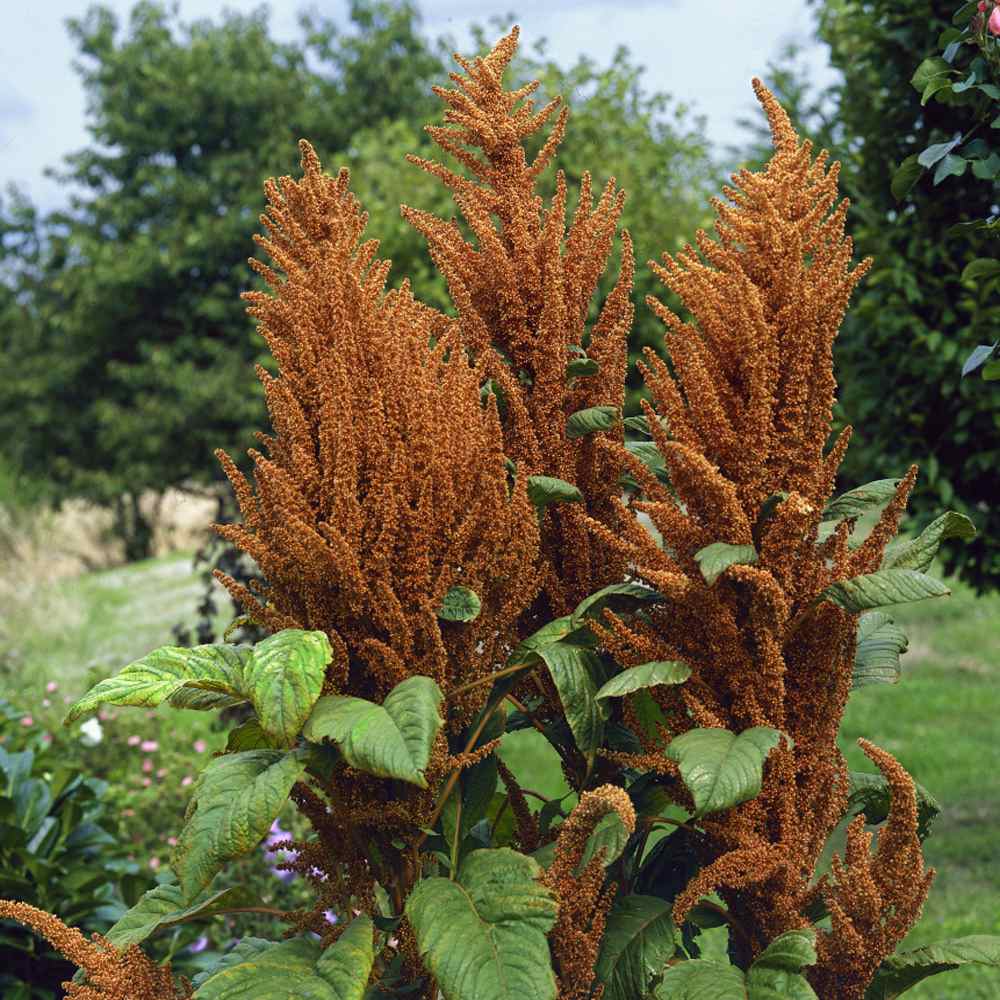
324 910 338 925
188 935 210 954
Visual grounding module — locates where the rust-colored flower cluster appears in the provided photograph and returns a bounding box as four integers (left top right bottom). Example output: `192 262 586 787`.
584 79 929 996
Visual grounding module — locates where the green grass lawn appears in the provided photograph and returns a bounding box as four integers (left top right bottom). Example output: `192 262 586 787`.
1 551 998 996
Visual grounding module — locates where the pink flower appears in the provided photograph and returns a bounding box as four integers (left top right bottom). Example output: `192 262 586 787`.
149 856 160 870
127 734 141 746
46 681 58 693
193 739 207 753
181 775 193 787
140 740 159 753
142 758 154 773
20 716 33 727
42 733 52 743
156 768 168 779
142 777 152 787
167 836 178 846
989 6 1000 33
979 1 987 11
98 710 110 721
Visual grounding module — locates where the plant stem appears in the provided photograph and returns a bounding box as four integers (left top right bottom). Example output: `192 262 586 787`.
450 660 533 696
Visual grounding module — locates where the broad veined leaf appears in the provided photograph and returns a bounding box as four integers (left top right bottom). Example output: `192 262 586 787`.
745 930 819 999
105 875 252 949
507 614 597 668
595 895 676 1000
883 512 976 574
437 585 482 623
655 959 746 998
405 848 558 1000
526 475 584 510
820 569 950 612
566 356 599 378
865 936 1000 999
534 642 606 765
822 479 901 521
192 938 273 988
665 727 782 817
566 404 619 439
175 750 305 902
302 676 444 788
314 915 375 1000
570 581 664 631
242 630 331 748
847 771 940 841
596 661 691 702
226 718 273 752
64 644 253 723
853 612 908 688
694 543 758 586
576 810 631 873
193 930 373 1000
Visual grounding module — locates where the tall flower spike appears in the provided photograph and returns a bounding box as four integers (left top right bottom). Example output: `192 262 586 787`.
215 141 543 720
402 26 635 624
581 79 925 989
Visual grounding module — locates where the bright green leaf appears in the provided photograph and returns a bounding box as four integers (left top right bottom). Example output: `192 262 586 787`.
535 643 606 765
883 512 975 573
596 661 691 701
570 581 665 631
853 612 908 688
576 810 631 873
746 930 819 999
656 959 746 998
175 750 305 902
303 676 444 788
820 569 950 612
694 542 758 586
911 57 953 91
665 727 782 817
526 475 584 510
315 915 375 999
405 848 558 1000
961 258 1000 281
437 585 482 623
865 936 1000 999
566 405 619 439
595 895 676 1000
847 771 940 841
194 937 331 999
243 630 331 748
823 479 901 521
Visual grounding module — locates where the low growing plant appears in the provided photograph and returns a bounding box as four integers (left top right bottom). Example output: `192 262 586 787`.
3 26 999 1000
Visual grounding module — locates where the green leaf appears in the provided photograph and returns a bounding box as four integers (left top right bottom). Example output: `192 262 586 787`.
694 543 758 586
921 77 954 105
570 581 665 631
303 676 444 788
192 939 273 988
437 586 482 623
665 727 782 818
576 810 631 873
193 937 333 999
566 356 599 378
566 404 619 439
853 612 908 688
972 152 1000 180
746 930 819 999
64 643 252 723
911 57 953 91
933 153 967 184
917 139 961 169
106 876 252 949
819 569 950 612
961 258 1000 281
526 475 584 510
865 936 1000 999
983 360 1000 381
535 643 606 765
656 959 746 998
243 630 331 748
847 771 941 841
596 661 691 701
823 479 901 521
961 343 998 377
315 915 375 999
883 512 976 573
624 440 670 486
175 749 305 901
405 848 558 1000
507 614 596 668
891 155 925 201
595 895 676 1000
226 718 273 752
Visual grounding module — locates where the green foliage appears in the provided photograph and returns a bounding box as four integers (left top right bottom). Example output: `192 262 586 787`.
303 676 444 788
594 895 676 1000
847 770 941 841
853 612 910 687
803 0 1000 593
820 569 951 612
665 727 783 818
595 661 692 702
865 936 1000 998
693 543 759 587
405 849 558 1000
437 586 482 623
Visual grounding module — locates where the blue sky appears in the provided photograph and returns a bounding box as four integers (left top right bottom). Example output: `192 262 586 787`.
0 0 835 212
